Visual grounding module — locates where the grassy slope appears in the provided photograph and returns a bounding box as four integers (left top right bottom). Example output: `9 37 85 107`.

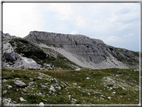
2 68 139 105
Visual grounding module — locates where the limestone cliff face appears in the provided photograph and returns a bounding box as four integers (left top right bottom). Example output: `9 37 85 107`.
25 31 106 64
24 31 139 69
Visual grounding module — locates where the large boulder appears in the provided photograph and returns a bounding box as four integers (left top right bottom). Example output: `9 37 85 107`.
21 57 41 70
3 43 16 61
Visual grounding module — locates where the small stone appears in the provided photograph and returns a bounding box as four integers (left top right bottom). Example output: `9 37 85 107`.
86 77 90 80
88 93 91 95
19 97 27 102
29 78 34 81
39 102 44 106
68 95 71 100
108 97 111 100
7 85 12 89
49 85 56 92
112 92 116 95
56 86 61 90
14 80 27 87
3 90 7 94
73 83 77 85
3 98 11 105
3 79 7 82
78 86 81 88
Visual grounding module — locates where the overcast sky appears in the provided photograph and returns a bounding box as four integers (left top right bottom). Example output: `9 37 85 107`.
3 3 140 51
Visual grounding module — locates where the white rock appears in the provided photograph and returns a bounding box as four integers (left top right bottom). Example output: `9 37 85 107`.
73 83 77 85
39 102 44 106
112 92 116 95
75 68 81 71
56 86 61 90
3 79 7 82
86 77 90 80
3 98 11 105
108 97 111 100
68 95 71 100
49 85 56 92
7 85 12 89
3 90 7 94
21 57 41 70
78 86 81 88
88 92 91 95
14 80 27 87
19 97 27 102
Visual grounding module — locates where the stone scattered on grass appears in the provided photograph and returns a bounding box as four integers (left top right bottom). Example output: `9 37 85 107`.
112 92 116 95
3 98 11 105
68 95 71 100
39 102 44 106
3 79 7 82
88 92 91 95
14 79 27 87
71 98 77 104
49 85 56 92
56 86 61 90
7 85 12 89
78 86 81 88
29 78 34 81
108 97 111 100
3 90 7 94
86 77 90 80
73 83 77 85
19 97 27 102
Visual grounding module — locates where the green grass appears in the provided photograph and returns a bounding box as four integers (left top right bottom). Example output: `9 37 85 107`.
2 67 139 105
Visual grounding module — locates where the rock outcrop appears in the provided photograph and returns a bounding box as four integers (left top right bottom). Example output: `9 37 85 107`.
2 32 41 70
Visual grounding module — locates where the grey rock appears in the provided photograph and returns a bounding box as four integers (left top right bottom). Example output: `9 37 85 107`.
24 31 139 69
3 90 7 94
3 98 11 105
19 97 27 102
14 80 27 87
7 85 12 89
21 57 41 70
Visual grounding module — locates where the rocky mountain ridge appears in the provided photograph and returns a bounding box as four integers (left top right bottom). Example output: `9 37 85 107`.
25 31 139 69
2 31 139 70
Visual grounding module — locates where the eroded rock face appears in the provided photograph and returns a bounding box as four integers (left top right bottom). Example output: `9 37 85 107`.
24 31 139 68
25 31 106 64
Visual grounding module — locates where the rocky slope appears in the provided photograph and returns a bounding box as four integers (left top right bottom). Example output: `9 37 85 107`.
24 31 139 69
2 31 139 70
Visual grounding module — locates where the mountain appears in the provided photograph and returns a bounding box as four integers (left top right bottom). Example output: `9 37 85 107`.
2 31 139 70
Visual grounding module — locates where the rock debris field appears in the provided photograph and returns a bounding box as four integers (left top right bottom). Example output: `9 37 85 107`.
2 68 139 106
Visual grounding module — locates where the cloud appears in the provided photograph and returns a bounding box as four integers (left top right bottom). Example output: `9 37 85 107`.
76 15 86 28
45 3 73 20
3 3 43 37
105 36 121 43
